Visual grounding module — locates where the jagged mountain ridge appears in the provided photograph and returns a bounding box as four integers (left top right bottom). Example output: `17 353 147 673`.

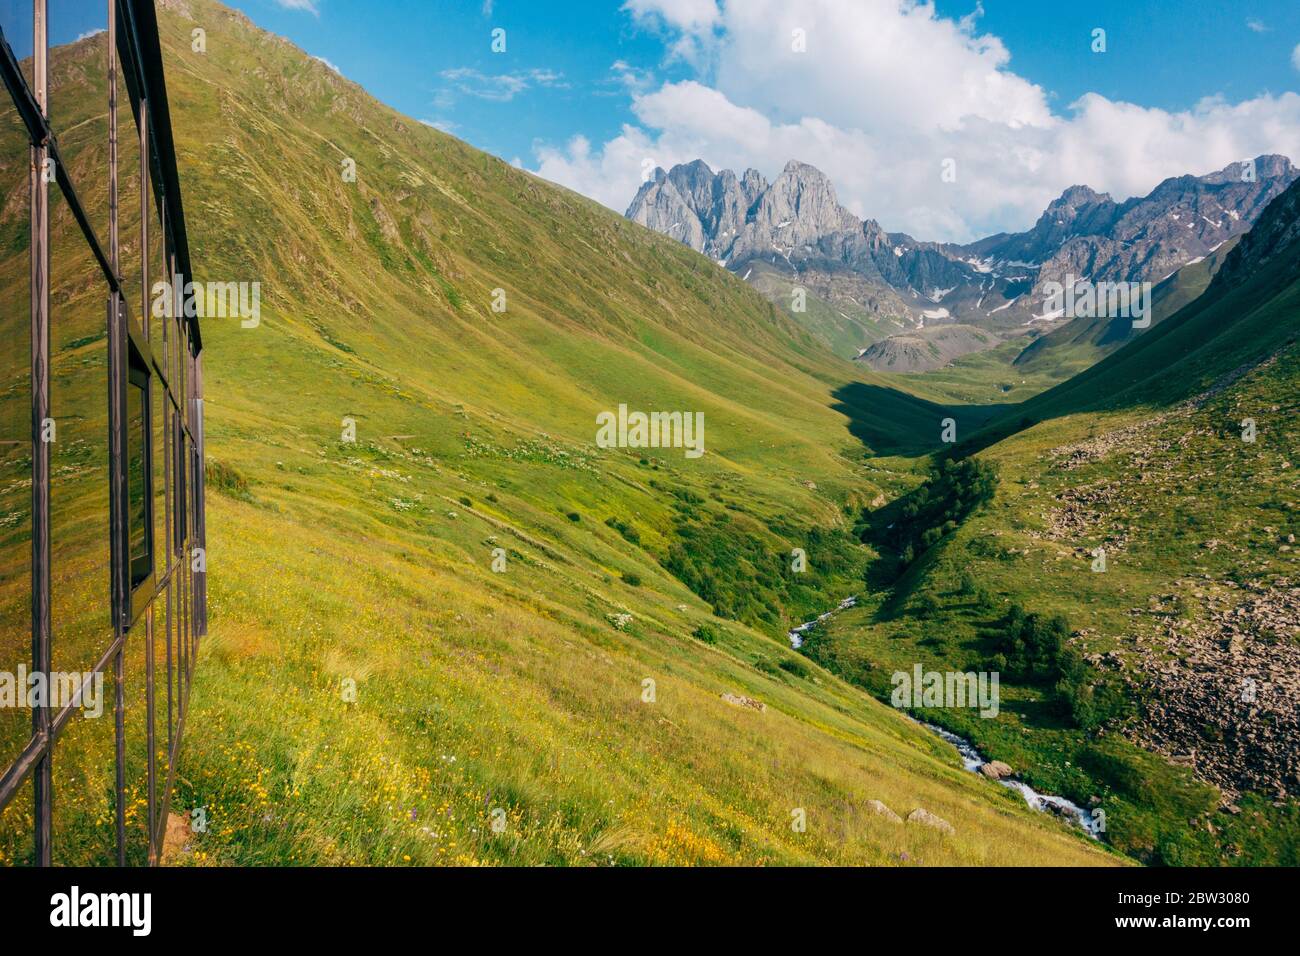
626 155 1297 365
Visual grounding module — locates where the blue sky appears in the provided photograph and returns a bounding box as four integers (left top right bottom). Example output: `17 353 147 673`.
210 0 1300 239
215 0 1300 170
9 0 1298 240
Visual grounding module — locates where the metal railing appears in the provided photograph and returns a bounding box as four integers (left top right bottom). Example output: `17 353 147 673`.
0 0 205 866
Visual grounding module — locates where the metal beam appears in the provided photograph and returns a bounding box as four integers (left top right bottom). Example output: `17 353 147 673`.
29 0 52 869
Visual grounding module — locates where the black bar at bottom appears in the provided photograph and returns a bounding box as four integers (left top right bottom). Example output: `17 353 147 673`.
0 865 1286 941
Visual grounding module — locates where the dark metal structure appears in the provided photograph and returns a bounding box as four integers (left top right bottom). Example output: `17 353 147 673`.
0 0 205 865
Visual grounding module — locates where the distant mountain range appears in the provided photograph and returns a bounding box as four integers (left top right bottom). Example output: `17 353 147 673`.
626 155 1297 369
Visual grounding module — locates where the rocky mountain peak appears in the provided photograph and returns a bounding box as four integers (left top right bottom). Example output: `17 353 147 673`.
627 153 1298 348
741 167 768 200
1209 173 1300 292
1199 153 1296 186
747 159 858 243
1047 185 1114 213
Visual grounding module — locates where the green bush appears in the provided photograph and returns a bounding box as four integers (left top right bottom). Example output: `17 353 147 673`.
660 507 862 631
604 516 641 545
691 623 722 644
1056 651 1131 730
622 572 642 587
206 458 253 502
778 657 810 678
915 592 942 618
990 605 1069 683
887 458 998 566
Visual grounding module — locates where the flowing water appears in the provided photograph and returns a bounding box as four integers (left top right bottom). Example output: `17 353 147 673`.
789 596 1101 839
918 720 1102 838
787 595 858 649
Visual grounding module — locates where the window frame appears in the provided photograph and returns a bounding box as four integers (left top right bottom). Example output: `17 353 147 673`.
124 321 155 616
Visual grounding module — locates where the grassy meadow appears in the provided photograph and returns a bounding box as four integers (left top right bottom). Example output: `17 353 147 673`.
5 0 1295 869
0 0 1122 866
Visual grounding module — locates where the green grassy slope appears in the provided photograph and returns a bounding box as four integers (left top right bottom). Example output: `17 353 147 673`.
803 181 1300 865
810 341 1300 864
0 0 1116 866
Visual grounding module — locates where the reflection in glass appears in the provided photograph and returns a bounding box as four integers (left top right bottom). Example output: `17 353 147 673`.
0 43 32 854
127 372 149 584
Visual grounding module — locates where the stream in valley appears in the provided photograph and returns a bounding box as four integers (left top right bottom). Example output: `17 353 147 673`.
788 598 1102 839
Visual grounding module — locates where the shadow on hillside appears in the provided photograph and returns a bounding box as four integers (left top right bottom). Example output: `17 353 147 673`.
831 381 1014 456
855 490 962 624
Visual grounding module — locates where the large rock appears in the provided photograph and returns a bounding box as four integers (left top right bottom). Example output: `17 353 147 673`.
906 807 955 835
866 799 903 823
979 760 1014 780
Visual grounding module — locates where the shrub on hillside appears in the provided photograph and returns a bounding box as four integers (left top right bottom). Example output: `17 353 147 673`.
915 592 943 619
886 458 998 567
605 516 641 545
691 623 722 644
988 605 1069 682
1056 651 1131 730
779 657 810 678
661 506 861 631
986 603 1130 729
206 458 252 502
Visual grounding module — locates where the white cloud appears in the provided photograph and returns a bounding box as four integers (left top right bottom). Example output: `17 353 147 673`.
534 0 1300 241
274 0 320 14
311 55 340 74
439 67 568 103
75 28 106 41
623 0 721 66
1293 42 1300 71
622 0 720 33
1246 18 1269 33
610 60 657 93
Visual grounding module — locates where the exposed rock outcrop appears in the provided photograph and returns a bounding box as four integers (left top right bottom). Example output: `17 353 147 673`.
906 807 955 835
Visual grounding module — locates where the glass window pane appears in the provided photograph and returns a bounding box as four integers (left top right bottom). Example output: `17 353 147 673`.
49 211 113 664
47 225 115 862
151 357 165 568
127 371 148 582
149 173 164 346
0 1 35 89
51 697 116 864
49 1 110 246
0 68 31 779
118 85 143 335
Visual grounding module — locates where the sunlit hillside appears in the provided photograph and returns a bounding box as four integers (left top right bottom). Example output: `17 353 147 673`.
0 0 1118 866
